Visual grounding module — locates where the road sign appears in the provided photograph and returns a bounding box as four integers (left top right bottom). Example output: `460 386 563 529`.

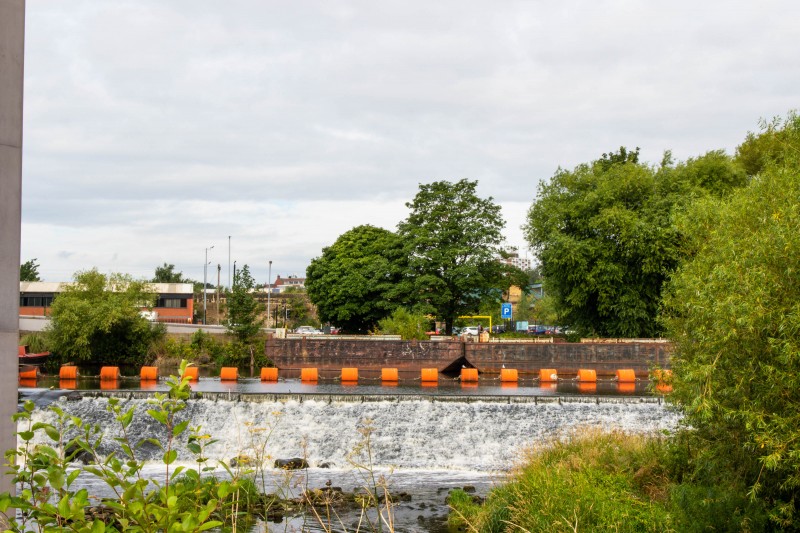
501 303 512 319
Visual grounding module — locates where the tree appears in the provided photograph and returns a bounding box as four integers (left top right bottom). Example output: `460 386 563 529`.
226 264 263 344
662 114 800 528
20 259 40 282
396 179 505 334
524 148 746 337
47 269 164 367
152 262 186 283
306 225 405 333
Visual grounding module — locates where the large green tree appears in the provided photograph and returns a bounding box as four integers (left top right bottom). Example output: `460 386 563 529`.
662 114 800 528
397 179 505 334
306 225 405 333
47 269 164 367
524 148 746 337
152 262 186 283
20 259 41 282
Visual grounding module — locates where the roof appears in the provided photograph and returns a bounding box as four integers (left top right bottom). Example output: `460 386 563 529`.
20 281 194 295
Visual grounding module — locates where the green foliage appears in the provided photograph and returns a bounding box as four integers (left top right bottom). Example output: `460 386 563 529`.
46 269 165 367
449 430 674 532
226 264 264 344
306 224 406 333
397 179 506 334
0 361 255 532
376 307 431 340
662 113 800 529
20 331 50 354
20 258 41 282
152 263 188 284
524 147 746 337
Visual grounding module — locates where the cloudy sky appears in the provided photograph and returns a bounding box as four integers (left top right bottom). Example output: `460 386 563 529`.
21 1 799 285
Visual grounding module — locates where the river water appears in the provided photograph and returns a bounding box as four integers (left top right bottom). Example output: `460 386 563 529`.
18 380 681 532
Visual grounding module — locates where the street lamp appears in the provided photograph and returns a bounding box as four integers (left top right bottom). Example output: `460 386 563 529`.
267 260 272 328
203 245 214 324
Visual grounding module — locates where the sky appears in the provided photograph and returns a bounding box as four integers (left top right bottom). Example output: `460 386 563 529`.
20 1 800 286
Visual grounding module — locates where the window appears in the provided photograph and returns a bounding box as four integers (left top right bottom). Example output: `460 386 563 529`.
156 298 187 309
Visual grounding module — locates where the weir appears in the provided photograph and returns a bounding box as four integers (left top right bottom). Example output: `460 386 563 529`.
27 392 680 472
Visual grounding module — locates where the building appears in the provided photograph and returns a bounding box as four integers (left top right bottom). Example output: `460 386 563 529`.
499 246 533 271
268 274 306 293
19 281 195 323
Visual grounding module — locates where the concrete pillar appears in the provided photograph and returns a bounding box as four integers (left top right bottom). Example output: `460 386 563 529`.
0 0 25 499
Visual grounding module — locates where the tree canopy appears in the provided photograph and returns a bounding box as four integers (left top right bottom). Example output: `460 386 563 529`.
662 113 800 528
306 225 405 333
152 263 187 283
226 264 263 344
397 179 506 334
20 259 41 282
47 269 163 367
523 148 746 337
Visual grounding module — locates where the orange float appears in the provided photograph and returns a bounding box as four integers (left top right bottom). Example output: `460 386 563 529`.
381 368 399 382
19 367 38 380
421 368 438 383
260 367 279 381
301 368 318 382
615 369 636 383
100 367 119 381
539 368 558 382
59 366 78 379
460 368 479 382
182 367 199 381
341 368 359 382
500 368 518 382
577 369 597 382
219 367 238 381
140 366 158 381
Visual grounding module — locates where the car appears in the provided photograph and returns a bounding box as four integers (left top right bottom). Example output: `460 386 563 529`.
462 326 480 336
295 325 323 335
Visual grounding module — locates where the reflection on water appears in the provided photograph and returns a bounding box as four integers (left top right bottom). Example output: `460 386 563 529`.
20 375 655 397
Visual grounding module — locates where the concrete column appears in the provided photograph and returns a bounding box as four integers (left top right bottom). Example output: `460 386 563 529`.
0 0 25 500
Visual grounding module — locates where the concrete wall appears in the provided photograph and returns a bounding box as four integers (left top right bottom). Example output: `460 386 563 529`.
0 0 25 500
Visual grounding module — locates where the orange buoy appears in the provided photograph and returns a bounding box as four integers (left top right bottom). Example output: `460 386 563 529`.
19 367 38 380
301 367 318 382
140 366 158 381
260 367 279 381
182 367 199 381
100 367 119 381
616 369 636 383
500 368 518 382
381 368 399 382
539 368 558 382
220 367 238 381
577 369 597 382
461 368 479 382
341 368 359 382
59 366 78 379
421 368 438 382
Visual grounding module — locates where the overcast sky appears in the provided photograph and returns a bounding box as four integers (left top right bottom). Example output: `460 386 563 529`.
21 1 799 285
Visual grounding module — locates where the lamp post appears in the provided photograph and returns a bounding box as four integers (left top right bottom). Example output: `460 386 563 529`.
203 245 214 324
227 236 231 290
267 260 272 328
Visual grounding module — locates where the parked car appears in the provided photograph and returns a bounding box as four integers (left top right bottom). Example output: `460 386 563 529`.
491 325 506 334
462 326 480 336
295 325 323 335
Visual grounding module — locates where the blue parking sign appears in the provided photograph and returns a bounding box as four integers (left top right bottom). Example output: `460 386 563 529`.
501 303 512 319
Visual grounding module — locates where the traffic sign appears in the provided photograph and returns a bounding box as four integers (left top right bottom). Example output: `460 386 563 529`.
501 303 512 319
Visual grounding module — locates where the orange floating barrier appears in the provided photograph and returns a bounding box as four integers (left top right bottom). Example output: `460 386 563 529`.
381 368 399 382
219 367 238 381
182 367 199 381
301 367 318 382
19 367 38 380
59 379 77 390
461 368 479 382
341 368 359 382
500 368 518 382
577 369 597 382
100 367 119 381
140 366 158 381
19 378 38 388
616 369 637 383
260 367 279 381
100 379 118 390
539 368 558 382
59 366 78 379
421 368 438 383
